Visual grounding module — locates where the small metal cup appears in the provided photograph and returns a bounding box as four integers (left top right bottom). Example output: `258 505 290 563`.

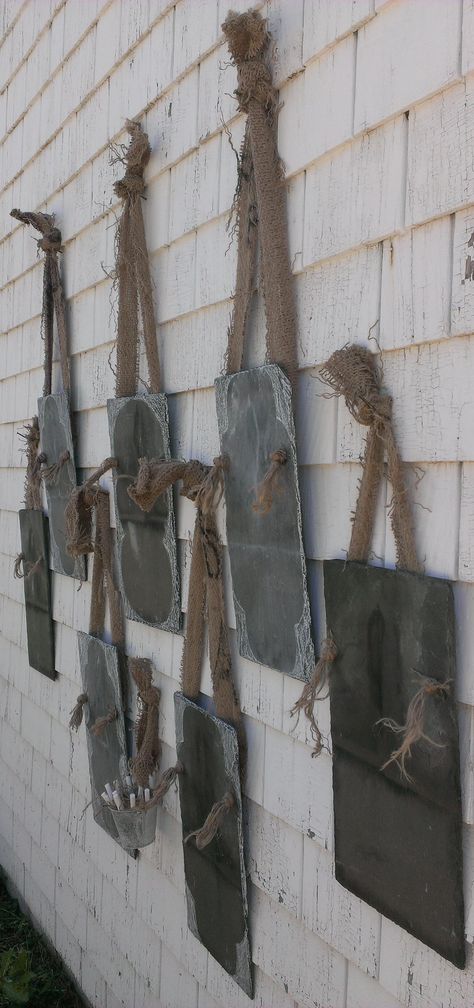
109 803 157 850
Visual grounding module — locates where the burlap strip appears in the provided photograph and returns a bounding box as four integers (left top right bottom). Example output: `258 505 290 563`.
112 120 161 396
129 657 161 787
222 10 298 393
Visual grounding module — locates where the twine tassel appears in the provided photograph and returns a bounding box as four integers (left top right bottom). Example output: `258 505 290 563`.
290 637 337 756
90 707 118 737
379 675 451 781
184 791 235 850
69 693 88 731
253 449 287 515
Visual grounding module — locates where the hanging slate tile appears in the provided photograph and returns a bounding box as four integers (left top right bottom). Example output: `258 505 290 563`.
19 509 55 679
324 559 465 968
78 631 132 853
215 364 314 680
108 395 180 632
38 393 85 580
174 692 253 998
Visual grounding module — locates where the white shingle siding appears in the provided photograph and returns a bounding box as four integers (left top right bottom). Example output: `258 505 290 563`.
0 2 473 1006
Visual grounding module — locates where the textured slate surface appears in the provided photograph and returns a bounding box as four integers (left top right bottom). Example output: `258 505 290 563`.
324 559 465 967
108 394 180 631
19 509 55 679
215 364 314 680
38 393 86 580
78 632 132 853
175 692 253 998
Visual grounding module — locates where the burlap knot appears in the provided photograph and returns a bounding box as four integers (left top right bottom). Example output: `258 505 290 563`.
378 674 451 782
184 791 235 850
40 449 70 483
253 448 287 515
113 119 150 200
13 554 42 580
129 657 161 787
291 637 337 757
222 9 298 395
127 458 209 512
10 209 69 397
17 418 42 511
111 119 160 396
69 693 88 731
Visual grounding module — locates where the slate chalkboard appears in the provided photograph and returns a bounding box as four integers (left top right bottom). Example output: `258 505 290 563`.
175 692 253 998
108 395 180 632
215 364 314 680
324 559 465 967
38 393 85 580
78 632 131 852
19 509 55 679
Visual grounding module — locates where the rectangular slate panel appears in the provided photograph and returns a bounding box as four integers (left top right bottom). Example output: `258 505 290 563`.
38 393 86 581
78 631 132 853
174 692 253 998
19 509 55 679
108 394 180 632
215 364 314 680
324 559 465 967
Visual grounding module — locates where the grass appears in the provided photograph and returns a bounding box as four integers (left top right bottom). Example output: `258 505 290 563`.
0 870 86 1007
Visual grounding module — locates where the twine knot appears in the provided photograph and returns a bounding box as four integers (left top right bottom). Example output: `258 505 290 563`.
69 693 88 731
253 447 287 515
184 791 235 849
378 672 451 782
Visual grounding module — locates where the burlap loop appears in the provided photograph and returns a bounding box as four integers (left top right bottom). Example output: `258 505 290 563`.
252 448 287 515
184 791 235 849
88 486 124 646
69 693 88 731
18 418 42 511
129 658 161 787
291 637 337 757
321 344 421 574
222 9 298 394
10 209 69 398
130 455 246 774
90 707 118 737
112 120 160 396
65 458 117 558
378 674 451 782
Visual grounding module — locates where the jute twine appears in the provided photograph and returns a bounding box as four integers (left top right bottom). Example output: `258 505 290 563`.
10 209 70 398
222 10 298 395
290 636 337 757
112 120 161 397
129 657 161 787
69 693 88 731
90 707 118 737
128 456 246 792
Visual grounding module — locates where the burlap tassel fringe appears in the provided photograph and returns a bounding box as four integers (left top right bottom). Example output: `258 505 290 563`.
184 791 235 850
253 449 287 514
69 694 88 731
18 418 42 511
290 637 337 756
90 707 118 737
129 658 161 788
378 675 451 782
